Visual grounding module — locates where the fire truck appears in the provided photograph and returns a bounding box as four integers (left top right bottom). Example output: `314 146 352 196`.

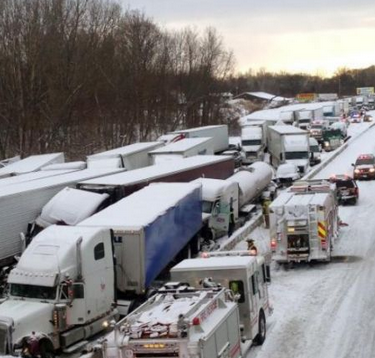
99 252 272 358
270 180 339 264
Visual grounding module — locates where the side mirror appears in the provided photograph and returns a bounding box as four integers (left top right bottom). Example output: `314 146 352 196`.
351 163 354 167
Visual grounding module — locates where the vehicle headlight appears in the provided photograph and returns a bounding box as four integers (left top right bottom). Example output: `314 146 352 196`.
354 169 360 174
370 168 375 173
324 141 329 147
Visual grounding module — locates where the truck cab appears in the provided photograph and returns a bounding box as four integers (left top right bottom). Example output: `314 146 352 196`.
0 226 116 357
241 123 266 164
309 137 321 165
171 251 271 345
194 178 239 240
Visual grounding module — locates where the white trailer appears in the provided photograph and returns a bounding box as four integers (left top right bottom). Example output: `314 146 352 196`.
0 170 76 188
270 180 339 264
100 252 271 358
279 111 295 125
0 167 123 266
149 138 214 164
0 153 65 179
267 125 310 174
240 121 267 164
87 142 163 170
295 107 323 130
159 125 229 153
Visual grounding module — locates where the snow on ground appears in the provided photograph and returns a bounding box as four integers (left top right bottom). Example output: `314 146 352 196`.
247 115 375 358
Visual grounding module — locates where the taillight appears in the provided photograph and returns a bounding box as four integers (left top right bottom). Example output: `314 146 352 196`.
271 239 277 251
321 239 327 250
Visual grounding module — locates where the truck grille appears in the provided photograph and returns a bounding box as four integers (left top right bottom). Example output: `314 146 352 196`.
0 326 8 355
133 353 179 358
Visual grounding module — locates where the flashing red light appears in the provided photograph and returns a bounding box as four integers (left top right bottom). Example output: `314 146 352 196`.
192 317 200 326
271 239 277 251
201 252 210 258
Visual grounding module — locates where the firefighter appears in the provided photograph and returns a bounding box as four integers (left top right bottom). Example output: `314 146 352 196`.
246 238 258 255
262 195 271 229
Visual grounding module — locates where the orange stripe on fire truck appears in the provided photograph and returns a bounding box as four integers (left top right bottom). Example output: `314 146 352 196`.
318 221 327 238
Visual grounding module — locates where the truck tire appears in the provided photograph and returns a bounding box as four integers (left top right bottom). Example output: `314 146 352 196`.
255 310 266 345
40 340 55 358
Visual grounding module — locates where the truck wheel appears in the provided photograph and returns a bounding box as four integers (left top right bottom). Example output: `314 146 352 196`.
40 341 55 358
255 310 266 345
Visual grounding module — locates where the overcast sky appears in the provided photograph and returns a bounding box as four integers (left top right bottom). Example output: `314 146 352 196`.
119 0 375 76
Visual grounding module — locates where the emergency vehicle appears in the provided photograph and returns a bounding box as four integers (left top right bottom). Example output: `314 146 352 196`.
352 154 375 180
100 252 272 358
270 180 339 264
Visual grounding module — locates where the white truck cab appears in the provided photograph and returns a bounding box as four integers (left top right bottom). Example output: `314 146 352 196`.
0 226 116 357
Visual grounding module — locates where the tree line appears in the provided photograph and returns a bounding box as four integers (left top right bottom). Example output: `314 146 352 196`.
0 0 373 160
0 0 234 159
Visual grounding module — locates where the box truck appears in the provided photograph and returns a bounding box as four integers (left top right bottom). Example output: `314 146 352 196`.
87 142 163 170
267 125 310 174
149 138 214 164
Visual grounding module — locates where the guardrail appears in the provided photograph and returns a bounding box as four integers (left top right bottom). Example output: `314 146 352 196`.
303 122 375 179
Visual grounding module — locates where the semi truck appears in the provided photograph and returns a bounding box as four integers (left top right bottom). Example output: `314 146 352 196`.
0 167 123 267
240 121 267 164
77 155 234 203
0 153 65 179
194 162 273 239
267 125 310 174
295 107 324 130
158 125 229 153
87 142 163 170
99 251 271 358
270 180 339 264
148 138 214 164
0 183 202 356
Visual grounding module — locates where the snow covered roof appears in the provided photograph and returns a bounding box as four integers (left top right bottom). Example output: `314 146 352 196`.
0 170 75 188
193 178 236 201
88 142 162 158
8 225 105 286
172 256 258 271
240 101 337 125
270 191 329 208
0 153 64 177
236 92 288 102
37 187 109 227
149 138 212 154
80 155 230 186
41 161 86 171
269 125 308 134
79 182 201 229
0 167 124 197
174 125 227 133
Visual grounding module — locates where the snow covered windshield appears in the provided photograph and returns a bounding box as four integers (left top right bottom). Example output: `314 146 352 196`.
311 145 320 153
285 152 309 159
10 283 56 300
242 139 261 146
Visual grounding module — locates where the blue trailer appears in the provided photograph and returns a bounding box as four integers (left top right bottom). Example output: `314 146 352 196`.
78 182 202 296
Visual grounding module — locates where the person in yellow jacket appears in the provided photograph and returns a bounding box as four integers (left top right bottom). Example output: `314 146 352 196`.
262 197 271 228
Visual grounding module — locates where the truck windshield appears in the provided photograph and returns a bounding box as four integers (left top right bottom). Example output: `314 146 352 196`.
242 139 261 146
355 158 374 165
285 152 309 160
311 125 322 129
299 119 310 123
10 283 56 300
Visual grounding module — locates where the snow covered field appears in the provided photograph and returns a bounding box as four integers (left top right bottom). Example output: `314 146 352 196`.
247 118 375 358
